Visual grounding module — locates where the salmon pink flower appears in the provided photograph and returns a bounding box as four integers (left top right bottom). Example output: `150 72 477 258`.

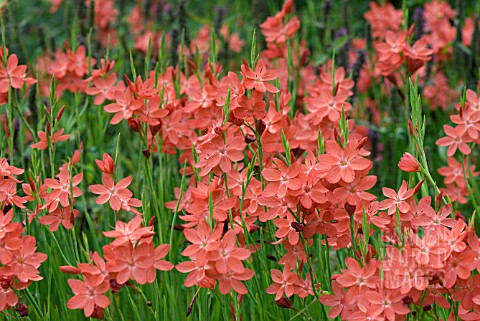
333 175 377 206
364 2 402 38
0 158 24 183
260 15 300 44
106 243 155 284
104 90 143 125
436 125 472 156
0 277 20 311
30 128 71 150
217 71 245 110
274 218 300 245
9 236 47 283
218 268 254 295
185 182 236 222
266 267 298 300
95 153 115 174
102 215 154 246
176 260 216 288
411 203 456 229
182 221 222 264
153 244 174 271
195 128 246 176
126 75 158 99
0 180 28 208
363 289 409 321
38 207 78 232
379 180 418 216
208 230 250 274
466 89 479 110
241 59 279 93
398 152 421 172
335 258 379 299
67 46 91 77
234 90 266 120
450 104 480 140
442 250 475 288
438 157 477 188
305 89 352 123
89 174 133 211
318 140 372 184
43 167 83 209
262 160 302 198
0 54 36 92
375 30 406 64
318 281 350 319
67 277 110 317
86 73 119 105
76 252 109 286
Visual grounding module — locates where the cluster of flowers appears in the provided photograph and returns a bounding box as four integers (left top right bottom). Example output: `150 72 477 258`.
0 49 36 105
436 90 480 204
60 214 173 318
56 153 172 318
61 1 479 320
322 184 480 320
364 0 478 109
0 159 47 313
49 0 117 46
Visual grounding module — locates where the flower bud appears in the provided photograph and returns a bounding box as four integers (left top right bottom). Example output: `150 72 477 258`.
344 203 356 216
255 120 266 135
59 266 82 274
95 153 115 174
128 118 141 132
275 298 293 309
143 149 151 159
290 221 305 232
15 303 29 317
398 153 420 172
56 105 66 122
245 134 256 144
408 120 416 136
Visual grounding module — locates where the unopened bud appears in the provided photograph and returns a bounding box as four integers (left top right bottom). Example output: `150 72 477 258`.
357 137 367 150
59 266 82 274
290 221 305 232
344 203 356 216
230 302 236 321
91 306 105 319
143 149 151 159
148 216 155 227
266 255 277 262
150 125 161 137
255 120 266 135
110 279 126 293
408 120 416 136
28 177 37 193
245 134 256 144
128 118 141 132
275 298 293 309
413 179 425 194
435 191 444 209
0 276 13 289
56 105 66 122
15 303 29 317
